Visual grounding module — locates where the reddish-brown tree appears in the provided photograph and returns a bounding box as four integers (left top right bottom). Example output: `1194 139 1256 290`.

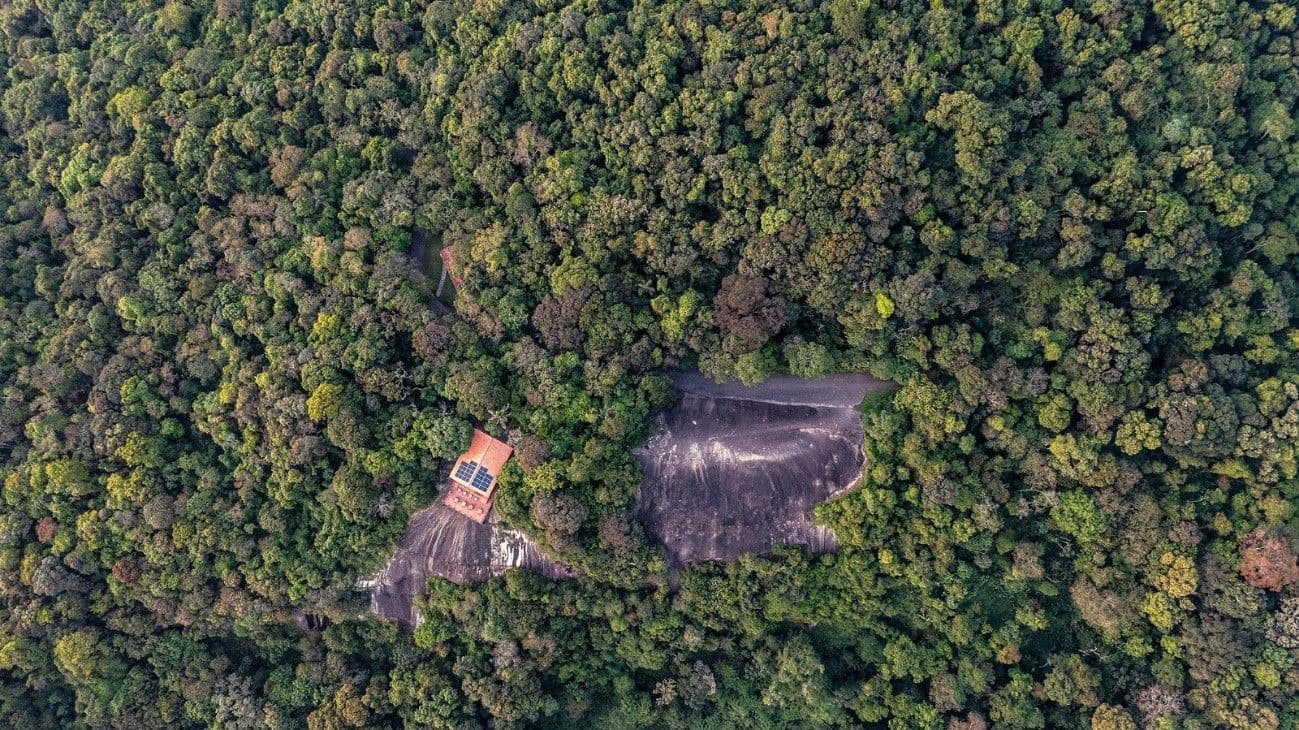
1238 529 1299 592
713 273 787 353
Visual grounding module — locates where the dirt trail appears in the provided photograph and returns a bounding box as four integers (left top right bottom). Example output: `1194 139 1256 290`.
634 373 889 565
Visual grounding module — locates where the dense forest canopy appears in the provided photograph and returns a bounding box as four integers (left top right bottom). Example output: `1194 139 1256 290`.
2 0 1298 727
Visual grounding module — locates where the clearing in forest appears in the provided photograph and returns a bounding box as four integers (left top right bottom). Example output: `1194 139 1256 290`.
634 373 889 566
366 372 888 626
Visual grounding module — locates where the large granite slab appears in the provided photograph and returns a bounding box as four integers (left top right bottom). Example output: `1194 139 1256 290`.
634 373 888 565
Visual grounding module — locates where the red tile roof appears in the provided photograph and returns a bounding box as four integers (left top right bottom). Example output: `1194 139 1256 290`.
461 429 512 479
443 429 512 523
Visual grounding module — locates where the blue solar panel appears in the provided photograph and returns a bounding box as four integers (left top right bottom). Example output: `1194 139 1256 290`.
454 461 478 482
469 467 494 493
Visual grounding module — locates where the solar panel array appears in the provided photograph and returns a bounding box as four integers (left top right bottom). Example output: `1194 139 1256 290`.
469 468 494 492
454 460 478 482
452 459 497 493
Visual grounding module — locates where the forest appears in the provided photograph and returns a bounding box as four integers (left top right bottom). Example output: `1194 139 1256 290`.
1 0 1298 727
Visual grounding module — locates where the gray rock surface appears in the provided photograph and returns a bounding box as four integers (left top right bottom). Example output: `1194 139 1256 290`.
634 373 889 565
363 503 568 627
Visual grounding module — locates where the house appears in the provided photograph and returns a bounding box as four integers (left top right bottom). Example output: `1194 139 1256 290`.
442 429 512 523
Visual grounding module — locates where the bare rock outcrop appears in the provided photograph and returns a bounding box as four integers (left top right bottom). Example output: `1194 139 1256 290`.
362 503 568 626
634 373 888 565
